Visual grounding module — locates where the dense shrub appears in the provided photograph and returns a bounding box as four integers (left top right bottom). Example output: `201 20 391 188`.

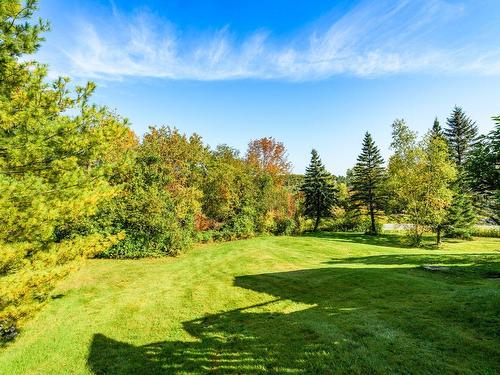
95 127 204 257
90 133 297 256
471 226 500 238
274 218 297 235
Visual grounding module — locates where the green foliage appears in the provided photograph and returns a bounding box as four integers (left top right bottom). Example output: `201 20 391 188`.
471 226 500 238
201 145 252 224
444 106 478 168
98 127 205 257
466 118 499 224
0 0 129 335
222 207 256 240
95 133 296 257
301 150 337 231
274 217 297 235
387 120 456 245
350 132 386 235
430 117 443 138
2 0 499 347
444 193 476 239
0 0 48 67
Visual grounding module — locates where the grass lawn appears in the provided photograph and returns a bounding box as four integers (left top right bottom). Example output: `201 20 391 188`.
0 233 499 374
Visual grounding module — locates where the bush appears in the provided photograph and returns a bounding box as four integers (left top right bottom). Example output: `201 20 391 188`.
274 218 296 235
445 228 473 239
471 226 500 238
223 208 256 240
194 230 217 243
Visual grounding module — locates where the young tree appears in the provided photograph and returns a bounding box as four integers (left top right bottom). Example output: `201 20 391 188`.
300 150 337 231
424 135 457 244
350 132 386 235
387 120 456 245
444 106 478 168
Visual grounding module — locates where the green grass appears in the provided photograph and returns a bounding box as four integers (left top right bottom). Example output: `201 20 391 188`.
1 233 499 374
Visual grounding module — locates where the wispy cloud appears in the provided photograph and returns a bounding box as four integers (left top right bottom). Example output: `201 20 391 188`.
44 0 500 81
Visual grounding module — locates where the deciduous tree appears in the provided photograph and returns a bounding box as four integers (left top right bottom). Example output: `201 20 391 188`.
246 137 291 182
387 120 456 245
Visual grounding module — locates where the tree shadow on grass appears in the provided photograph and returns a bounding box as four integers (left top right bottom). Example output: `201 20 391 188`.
325 253 499 267
87 257 500 374
303 231 488 250
303 232 413 249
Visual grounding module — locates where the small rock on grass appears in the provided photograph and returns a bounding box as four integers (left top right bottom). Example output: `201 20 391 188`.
421 265 450 271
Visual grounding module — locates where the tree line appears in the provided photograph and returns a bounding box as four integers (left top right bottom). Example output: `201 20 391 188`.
1 1 498 340
302 111 498 245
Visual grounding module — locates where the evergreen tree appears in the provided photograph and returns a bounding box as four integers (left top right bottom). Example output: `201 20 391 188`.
444 106 478 168
0 0 131 336
465 118 499 224
351 132 386 235
431 117 443 138
443 107 479 234
444 193 476 239
301 149 337 231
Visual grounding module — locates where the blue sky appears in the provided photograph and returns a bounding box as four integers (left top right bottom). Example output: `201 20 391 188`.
36 0 500 174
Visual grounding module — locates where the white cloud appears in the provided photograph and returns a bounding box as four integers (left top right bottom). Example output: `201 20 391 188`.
45 0 500 81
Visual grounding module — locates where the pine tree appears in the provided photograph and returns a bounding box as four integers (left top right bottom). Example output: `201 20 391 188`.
301 149 337 231
431 117 443 139
444 106 478 168
351 132 386 235
0 0 130 336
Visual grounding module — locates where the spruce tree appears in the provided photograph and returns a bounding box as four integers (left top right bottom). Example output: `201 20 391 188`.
301 149 337 231
443 107 479 235
465 118 500 224
444 193 476 238
351 132 385 235
431 117 443 139
444 106 478 168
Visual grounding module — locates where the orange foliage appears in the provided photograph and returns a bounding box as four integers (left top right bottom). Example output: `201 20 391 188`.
246 137 291 180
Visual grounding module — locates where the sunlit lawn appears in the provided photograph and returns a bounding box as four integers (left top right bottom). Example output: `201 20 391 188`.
0 233 499 374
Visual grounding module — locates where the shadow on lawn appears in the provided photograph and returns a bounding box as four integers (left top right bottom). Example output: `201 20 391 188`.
325 253 499 267
87 258 500 374
304 231 487 250
303 231 412 249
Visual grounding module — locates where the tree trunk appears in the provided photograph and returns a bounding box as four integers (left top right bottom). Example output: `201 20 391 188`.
314 213 320 231
314 196 321 231
436 226 441 245
369 201 376 235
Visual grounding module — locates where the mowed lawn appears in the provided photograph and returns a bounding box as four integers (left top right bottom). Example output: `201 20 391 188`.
1 233 499 374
